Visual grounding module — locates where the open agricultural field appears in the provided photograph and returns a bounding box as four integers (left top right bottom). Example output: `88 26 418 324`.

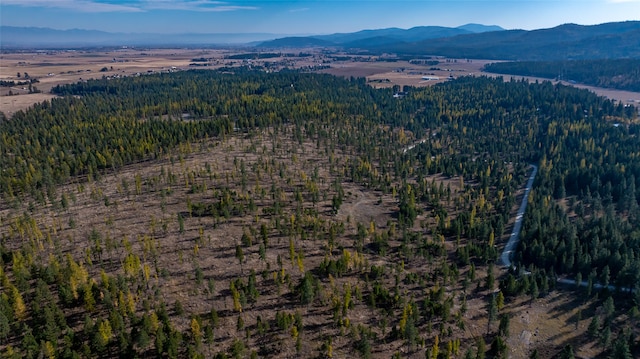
2 48 639 117
1 65 639 359
328 58 493 88
1 48 226 116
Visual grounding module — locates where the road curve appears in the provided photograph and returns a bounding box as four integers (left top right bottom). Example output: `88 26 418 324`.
497 165 636 293
402 131 438 154
500 164 538 268
556 277 635 293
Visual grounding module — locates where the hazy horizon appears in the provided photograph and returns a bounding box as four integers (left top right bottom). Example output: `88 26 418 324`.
1 0 639 36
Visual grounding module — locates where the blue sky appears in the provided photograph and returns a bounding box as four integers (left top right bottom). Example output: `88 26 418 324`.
1 0 639 35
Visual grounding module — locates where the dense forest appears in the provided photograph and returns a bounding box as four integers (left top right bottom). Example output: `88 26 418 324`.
483 59 640 92
0 70 638 358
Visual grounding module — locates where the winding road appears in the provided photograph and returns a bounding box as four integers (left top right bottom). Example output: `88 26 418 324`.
402 138 427 154
500 164 538 268
400 134 538 269
402 131 438 154
497 164 636 293
556 277 635 293
403 138 634 292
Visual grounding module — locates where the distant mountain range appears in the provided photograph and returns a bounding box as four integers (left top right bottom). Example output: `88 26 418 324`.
312 24 503 44
0 26 287 48
1 23 502 49
258 24 503 49
3 22 639 61
259 21 640 61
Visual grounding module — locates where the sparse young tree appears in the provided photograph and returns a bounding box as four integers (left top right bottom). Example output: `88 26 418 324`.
235 245 245 274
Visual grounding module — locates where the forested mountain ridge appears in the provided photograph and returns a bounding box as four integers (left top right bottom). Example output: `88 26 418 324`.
310 24 502 44
259 21 640 61
398 22 640 60
258 25 503 48
1 70 639 358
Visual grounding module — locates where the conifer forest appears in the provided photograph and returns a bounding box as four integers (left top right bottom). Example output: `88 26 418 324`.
1 69 639 358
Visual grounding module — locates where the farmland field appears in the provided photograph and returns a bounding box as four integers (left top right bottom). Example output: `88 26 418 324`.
3 48 638 117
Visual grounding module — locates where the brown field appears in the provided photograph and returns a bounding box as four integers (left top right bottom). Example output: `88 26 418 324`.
0 48 225 116
326 58 494 88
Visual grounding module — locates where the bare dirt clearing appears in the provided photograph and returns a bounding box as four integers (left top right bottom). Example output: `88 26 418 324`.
1 126 436 357
504 292 596 359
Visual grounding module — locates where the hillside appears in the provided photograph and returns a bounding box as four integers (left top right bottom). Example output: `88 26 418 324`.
312 25 486 44
259 24 502 49
259 21 640 61
396 21 640 60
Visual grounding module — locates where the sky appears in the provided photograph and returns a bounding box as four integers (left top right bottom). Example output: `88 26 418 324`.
1 0 639 35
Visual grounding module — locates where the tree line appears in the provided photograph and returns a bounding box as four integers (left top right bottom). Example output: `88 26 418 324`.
484 59 640 92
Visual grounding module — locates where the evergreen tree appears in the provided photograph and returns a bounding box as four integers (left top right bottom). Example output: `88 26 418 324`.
558 344 575 359
476 337 486 359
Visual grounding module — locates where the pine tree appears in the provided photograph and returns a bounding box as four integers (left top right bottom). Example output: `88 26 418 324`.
0 311 9 340
231 281 242 313
298 272 315 305
490 336 507 359
40 340 55 359
498 314 510 337
558 344 575 359
487 294 497 334
496 291 505 311
11 286 27 321
476 337 486 359
430 334 439 359
235 245 244 274
600 325 611 348
486 263 495 290
94 318 112 352
191 317 202 347
587 316 599 338
612 333 632 359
